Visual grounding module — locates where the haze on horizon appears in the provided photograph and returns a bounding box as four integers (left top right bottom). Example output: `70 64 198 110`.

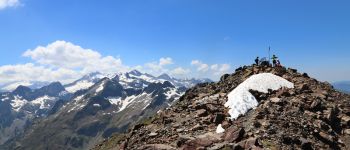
0 0 349 87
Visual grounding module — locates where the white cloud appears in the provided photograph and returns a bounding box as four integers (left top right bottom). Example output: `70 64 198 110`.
191 60 209 72
159 57 173 66
190 60 232 80
211 64 219 70
170 67 190 76
144 57 174 75
219 64 231 72
23 40 129 74
0 63 80 85
0 0 20 10
211 64 231 75
0 40 132 90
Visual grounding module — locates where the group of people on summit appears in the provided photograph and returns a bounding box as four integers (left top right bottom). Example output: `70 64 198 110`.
254 54 281 67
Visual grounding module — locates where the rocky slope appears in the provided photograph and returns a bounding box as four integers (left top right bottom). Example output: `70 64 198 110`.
94 65 350 150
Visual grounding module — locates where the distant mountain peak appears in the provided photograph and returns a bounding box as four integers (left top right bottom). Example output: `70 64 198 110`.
128 70 142 76
157 73 172 80
12 85 32 95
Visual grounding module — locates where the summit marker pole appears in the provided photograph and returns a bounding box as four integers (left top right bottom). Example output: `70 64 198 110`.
268 46 271 64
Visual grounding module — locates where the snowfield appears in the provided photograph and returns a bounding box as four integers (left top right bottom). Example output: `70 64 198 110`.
225 73 294 120
31 95 56 109
65 80 95 93
11 96 28 112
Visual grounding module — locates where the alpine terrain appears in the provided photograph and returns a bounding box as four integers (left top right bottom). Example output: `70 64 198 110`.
94 65 350 150
0 70 211 150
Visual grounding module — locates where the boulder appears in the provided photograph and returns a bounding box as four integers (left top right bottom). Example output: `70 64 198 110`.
310 99 322 111
196 109 208 117
149 132 158 137
344 129 350 135
270 97 281 103
244 137 258 149
213 114 225 124
182 135 219 149
341 115 350 126
299 137 312 150
190 124 203 131
223 127 245 143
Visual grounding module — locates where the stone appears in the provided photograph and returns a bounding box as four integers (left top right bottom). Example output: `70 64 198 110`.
326 107 338 123
251 146 264 150
312 93 327 100
196 109 208 117
318 132 333 143
176 128 185 132
270 97 281 103
244 137 258 149
213 114 225 124
206 104 219 112
224 127 245 143
344 129 350 135
190 124 203 131
341 115 350 125
149 132 158 137
300 84 310 92
299 138 312 150
302 73 309 78
141 144 176 150
182 135 219 149
220 74 230 82
310 99 321 110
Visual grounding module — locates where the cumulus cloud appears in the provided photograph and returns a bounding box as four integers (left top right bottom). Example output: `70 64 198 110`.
144 57 174 75
170 67 190 76
0 0 20 10
191 60 231 79
0 40 132 90
159 57 173 66
0 63 80 85
23 40 129 74
191 60 209 72
211 64 231 75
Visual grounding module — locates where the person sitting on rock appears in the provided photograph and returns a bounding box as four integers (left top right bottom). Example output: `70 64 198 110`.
255 56 259 66
272 54 278 67
276 59 282 67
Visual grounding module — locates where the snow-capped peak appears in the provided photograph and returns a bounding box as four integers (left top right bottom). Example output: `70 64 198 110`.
64 72 106 93
225 73 294 120
128 70 142 76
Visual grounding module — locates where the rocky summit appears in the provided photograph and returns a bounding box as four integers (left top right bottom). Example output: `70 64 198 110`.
94 65 350 150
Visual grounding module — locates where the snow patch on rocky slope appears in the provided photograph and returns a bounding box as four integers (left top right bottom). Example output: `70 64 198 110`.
225 73 294 120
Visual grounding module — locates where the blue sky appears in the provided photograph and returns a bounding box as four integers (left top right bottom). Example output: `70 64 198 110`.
0 0 349 85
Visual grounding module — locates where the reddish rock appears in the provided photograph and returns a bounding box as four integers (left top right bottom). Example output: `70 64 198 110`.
196 109 208 117
244 137 258 149
182 136 218 149
224 127 245 143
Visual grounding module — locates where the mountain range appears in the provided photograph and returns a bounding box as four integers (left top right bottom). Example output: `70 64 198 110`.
333 81 350 94
0 70 211 149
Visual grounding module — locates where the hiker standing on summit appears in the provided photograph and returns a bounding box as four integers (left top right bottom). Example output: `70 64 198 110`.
272 54 278 67
255 57 259 65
